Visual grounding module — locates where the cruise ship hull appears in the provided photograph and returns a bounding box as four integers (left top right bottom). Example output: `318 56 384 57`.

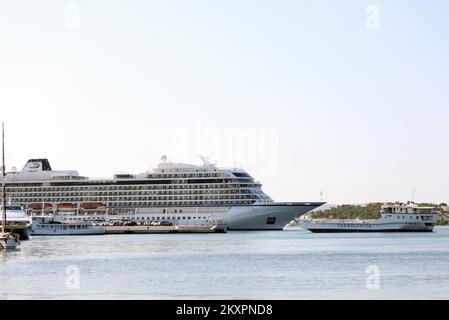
224 203 325 230
32 202 325 231
121 202 325 230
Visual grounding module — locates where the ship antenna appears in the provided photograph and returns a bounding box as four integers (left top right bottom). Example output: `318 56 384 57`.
2 122 6 234
410 187 416 204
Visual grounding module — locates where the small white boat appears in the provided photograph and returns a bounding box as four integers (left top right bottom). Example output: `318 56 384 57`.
0 232 20 249
0 205 32 239
31 215 105 235
298 202 439 233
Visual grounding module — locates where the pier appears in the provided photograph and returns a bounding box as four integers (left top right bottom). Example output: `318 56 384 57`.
102 224 227 234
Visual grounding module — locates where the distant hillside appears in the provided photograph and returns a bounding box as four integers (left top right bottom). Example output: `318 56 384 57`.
310 203 338 212
311 203 382 220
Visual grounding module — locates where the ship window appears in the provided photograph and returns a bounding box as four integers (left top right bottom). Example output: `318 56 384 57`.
266 217 276 225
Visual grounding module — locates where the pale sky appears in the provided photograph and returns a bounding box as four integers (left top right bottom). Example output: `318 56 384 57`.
1 1 448 205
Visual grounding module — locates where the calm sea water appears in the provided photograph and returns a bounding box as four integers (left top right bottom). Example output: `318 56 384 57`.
1 227 449 299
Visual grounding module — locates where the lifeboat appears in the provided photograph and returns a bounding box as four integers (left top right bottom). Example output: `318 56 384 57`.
81 202 105 210
28 203 52 210
58 203 75 209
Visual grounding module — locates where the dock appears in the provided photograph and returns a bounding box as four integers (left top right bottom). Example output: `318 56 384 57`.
102 224 227 234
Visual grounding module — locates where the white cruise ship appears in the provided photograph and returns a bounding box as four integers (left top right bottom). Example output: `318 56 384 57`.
298 202 439 232
1 157 324 230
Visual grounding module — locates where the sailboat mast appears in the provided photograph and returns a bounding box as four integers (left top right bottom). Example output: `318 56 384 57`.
2 122 6 234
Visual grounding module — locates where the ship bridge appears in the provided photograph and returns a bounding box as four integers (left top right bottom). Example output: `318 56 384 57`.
4 158 82 182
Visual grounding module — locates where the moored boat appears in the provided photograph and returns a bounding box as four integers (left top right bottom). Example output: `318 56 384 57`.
31 215 105 236
0 232 20 249
0 205 32 240
298 202 439 233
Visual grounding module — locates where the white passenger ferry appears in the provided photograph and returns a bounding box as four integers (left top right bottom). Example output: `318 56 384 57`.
298 202 439 232
1 157 324 230
31 215 105 236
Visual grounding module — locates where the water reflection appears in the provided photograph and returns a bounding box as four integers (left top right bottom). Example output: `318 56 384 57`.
1 228 449 299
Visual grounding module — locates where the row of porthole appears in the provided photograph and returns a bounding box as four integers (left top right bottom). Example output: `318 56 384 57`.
64 216 210 221
6 183 258 192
